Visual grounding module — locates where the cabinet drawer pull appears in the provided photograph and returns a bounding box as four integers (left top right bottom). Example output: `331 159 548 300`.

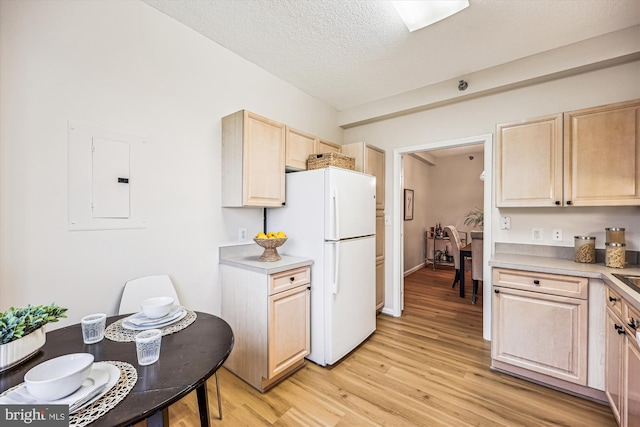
567 200 572 205
290 277 295 282
533 280 540 285
618 328 626 335
609 296 618 302
555 201 560 205
628 318 638 330
615 324 623 330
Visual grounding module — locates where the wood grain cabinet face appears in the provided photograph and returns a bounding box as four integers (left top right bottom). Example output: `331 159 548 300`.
221 110 286 207
221 264 310 392
605 289 640 427
606 307 626 425
268 284 310 378
491 268 588 385
564 99 640 206
496 114 563 207
318 139 341 154
285 126 318 171
496 99 640 207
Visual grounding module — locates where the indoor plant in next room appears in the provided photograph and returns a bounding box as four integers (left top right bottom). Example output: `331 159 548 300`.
463 208 484 229
0 303 68 372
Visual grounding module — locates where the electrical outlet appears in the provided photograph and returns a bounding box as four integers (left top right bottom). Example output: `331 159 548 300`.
552 228 562 241
238 227 247 241
500 216 511 230
532 228 542 241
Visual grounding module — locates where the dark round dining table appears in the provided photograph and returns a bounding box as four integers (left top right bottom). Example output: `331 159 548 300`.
0 312 234 427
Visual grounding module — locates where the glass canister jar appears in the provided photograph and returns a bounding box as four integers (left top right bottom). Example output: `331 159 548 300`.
605 242 626 268
605 227 625 244
574 236 596 263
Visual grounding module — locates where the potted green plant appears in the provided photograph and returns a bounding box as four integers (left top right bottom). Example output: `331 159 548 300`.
463 208 484 229
0 303 67 372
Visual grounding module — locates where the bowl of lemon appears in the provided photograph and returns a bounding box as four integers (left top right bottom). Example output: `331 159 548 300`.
254 231 287 262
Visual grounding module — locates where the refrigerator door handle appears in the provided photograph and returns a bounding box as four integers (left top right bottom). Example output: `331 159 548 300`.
331 242 340 294
331 187 340 240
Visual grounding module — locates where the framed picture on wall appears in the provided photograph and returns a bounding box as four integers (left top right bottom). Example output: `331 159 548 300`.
404 189 414 221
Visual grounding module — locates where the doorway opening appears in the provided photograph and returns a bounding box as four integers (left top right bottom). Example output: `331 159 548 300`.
390 134 493 341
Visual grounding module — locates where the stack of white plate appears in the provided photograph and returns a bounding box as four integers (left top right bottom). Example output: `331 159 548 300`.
122 305 187 330
0 360 120 414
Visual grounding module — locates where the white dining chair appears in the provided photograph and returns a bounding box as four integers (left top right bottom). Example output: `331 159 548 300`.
118 274 224 420
118 274 180 315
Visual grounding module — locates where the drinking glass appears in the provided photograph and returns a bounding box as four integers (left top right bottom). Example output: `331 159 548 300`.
81 313 107 344
135 329 162 365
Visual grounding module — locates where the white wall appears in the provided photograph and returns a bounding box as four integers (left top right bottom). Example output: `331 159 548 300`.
0 0 342 326
402 155 430 272
345 60 640 315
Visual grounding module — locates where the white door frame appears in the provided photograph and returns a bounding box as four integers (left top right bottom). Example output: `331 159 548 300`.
391 134 493 341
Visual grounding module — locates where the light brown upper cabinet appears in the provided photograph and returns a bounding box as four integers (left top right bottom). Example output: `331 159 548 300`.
497 99 640 207
222 110 286 207
342 141 385 210
285 126 318 171
496 114 563 207
318 139 341 154
564 99 640 206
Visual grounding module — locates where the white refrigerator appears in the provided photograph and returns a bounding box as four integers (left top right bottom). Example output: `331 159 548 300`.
268 167 376 366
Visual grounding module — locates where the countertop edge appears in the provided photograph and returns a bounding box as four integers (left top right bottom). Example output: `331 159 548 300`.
489 253 640 309
220 256 313 275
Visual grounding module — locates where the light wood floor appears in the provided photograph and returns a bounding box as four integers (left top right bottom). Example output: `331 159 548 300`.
158 266 616 426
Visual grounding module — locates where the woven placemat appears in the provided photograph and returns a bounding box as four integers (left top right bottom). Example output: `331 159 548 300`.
70 361 137 427
0 361 137 427
105 310 197 342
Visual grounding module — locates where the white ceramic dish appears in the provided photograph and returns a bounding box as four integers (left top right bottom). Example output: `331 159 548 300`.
126 305 184 326
122 308 187 331
1 362 119 413
141 296 174 319
69 362 120 414
24 353 94 400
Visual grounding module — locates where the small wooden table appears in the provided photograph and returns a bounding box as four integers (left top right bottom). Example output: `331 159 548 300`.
460 243 472 299
0 312 234 427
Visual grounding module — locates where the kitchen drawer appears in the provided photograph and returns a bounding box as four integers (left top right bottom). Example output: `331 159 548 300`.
493 268 587 299
626 302 640 333
270 267 310 295
606 286 624 319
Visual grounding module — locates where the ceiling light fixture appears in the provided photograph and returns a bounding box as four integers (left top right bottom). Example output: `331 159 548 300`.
392 1 470 32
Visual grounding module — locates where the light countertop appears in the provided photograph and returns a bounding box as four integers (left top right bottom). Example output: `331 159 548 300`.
220 254 312 275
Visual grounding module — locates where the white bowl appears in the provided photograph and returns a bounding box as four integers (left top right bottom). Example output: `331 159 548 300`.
24 353 94 401
141 296 174 319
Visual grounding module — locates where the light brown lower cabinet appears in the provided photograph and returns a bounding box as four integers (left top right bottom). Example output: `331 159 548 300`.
605 286 640 427
491 269 588 386
221 264 310 392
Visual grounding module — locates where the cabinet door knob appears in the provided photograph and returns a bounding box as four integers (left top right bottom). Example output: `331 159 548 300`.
494 289 500 294
555 201 560 205
618 328 626 335
628 318 638 330
533 280 540 285
567 200 572 205
609 296 618 302
289 277 295 282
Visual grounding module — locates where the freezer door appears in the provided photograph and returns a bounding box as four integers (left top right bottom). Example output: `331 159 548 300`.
325 168 376 241
324 236 376 365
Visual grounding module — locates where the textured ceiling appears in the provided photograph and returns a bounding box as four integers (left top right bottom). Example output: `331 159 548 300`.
142 0 640 111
